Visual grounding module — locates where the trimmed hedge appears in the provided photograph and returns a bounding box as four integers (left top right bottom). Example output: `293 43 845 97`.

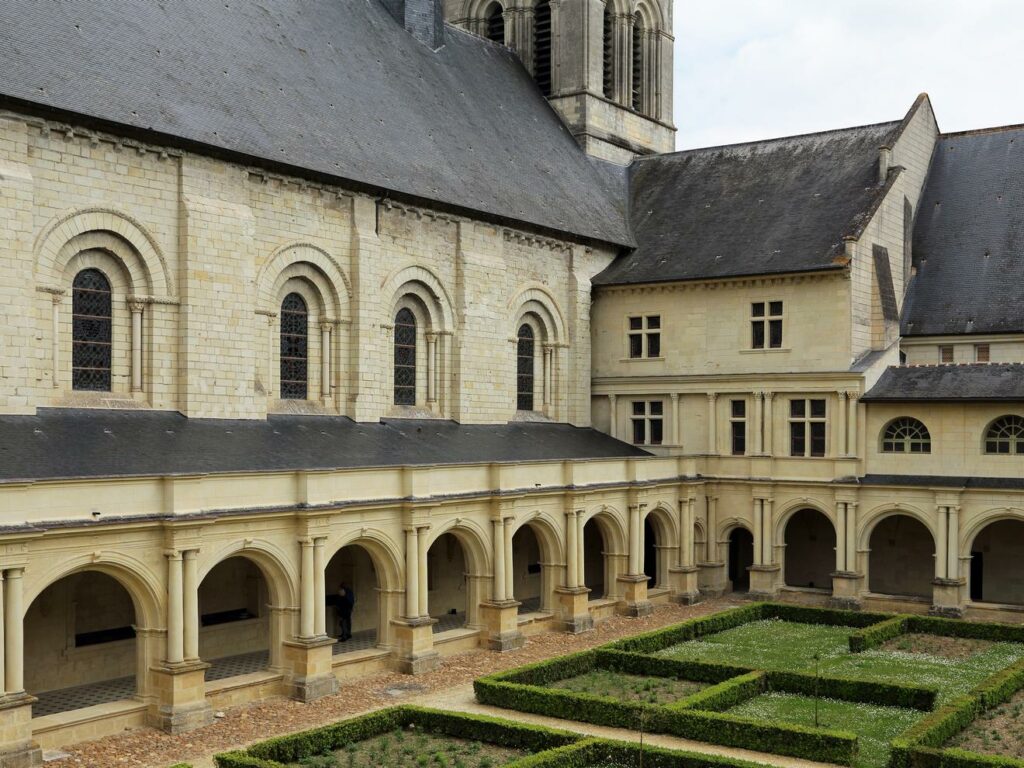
606 603 767 655
767 603 891 629
514 737 798 768
850 616 911 652
765 670 937 711
672 671 763 713
501 649 600 686
595 649 753 684
906 616 1024 644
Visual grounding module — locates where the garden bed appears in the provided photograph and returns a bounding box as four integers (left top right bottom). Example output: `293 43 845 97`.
948 686 1024 760
282 728 523 767
548 670 707 705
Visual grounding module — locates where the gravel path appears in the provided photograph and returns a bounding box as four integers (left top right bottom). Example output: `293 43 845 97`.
45 599 743 768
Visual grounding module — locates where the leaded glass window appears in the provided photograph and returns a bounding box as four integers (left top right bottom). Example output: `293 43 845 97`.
394 308 417 406
881 418 931 454
280 293 308 400
517 324 535 411
72 268 112 391
985 415 1024 455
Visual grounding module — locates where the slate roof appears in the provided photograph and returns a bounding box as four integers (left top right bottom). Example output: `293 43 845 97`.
593 121 902 286
0 410 649 483
862 364 1024 401
904 125 1024 336
0 0 631 247
857 475 1024 491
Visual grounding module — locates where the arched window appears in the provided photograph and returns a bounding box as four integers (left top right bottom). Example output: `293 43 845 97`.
280 293 308 400
71 268 112 391
631 13 644 112
484 1 505 44
603 4 615 99
881 418 931 454
394 308 417 406
517 324 535 411
533 1 552 97
985 416 1024 455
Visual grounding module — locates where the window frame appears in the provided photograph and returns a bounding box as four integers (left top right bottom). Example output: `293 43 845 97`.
751 301 784 350
393 307 418 406
627 314 662 359
729 399 747 456
71 268 114 392
789 398 827 457
939 345 954 364
975 343 991 363
516 323 536 411
984 415 1024 456
880 417 931 454
279 292 309 401
631 400 664 446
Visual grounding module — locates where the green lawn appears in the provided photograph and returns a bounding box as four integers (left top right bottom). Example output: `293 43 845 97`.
728 692 922 768
547 669 707 705
289 729 525 768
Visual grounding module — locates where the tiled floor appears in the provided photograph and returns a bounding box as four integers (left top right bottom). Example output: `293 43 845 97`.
432 612 467 633
205 650 271 681
518 596 542 614
332 628 378 655
33 676 138 718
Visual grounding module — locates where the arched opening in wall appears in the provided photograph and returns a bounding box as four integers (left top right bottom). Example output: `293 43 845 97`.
199 557 272 682
427 533 469 632
727 528 753 593
279 292 309 400
643 512 673 589
393 307 417 406
582 517 610 600
511 524 546 614
631 12 644 112
516 324 536 411
71 268 113 391
484 1 505 44
868 515 934 599
602 3 615 99
533 1 552 96
694 522 706 566
783 509 836 591
26 571 140 717
325 545 386 654
969 520 1024 606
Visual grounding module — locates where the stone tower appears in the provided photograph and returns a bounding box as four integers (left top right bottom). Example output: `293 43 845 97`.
445 0 676 163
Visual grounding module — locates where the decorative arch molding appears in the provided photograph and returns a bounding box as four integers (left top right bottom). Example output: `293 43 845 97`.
511 511 565 562
323 528 404 592
257 242 351 315
581 506 627 553
507 284 566 344
643 503 679 547
23 553 163 628
960 507 1024 557
381 264 455 331
632 0 668 31
35 207 174 297
773 499 836 546
425 519 492 575
197 540 298 608
858 504 936 551
718 516 754 540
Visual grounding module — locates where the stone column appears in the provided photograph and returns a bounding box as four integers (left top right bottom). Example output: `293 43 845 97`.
670 393 680 445
166 552 184 664
932 504 965 617
391 525 439 675
628 504 641 576
3 570 22 695
619 504 652 617
504 517 515 601
543 345 553 411
417 526 429 619
836 391 848 459
404 527 419 619
182 550 199 661
266 314 277 399
834 502 848 573
576 511 586 588
313 537 327 637
0 572 5 697
556 509 592 633
492 518 506 602
670 497 701 604
749 497 780 600
707 393 718 454
763 392 774 455
130 299 144 393
847 392 859 456
752 498 764 566
299 538 315 639
426 332 438 406
51 293 62 389
608 394 618 440
564 509 578 590
762 498 774 566
830 500 863 610
935 506 949 581
753 391 764 454
320 322 332 404
947 506 960 581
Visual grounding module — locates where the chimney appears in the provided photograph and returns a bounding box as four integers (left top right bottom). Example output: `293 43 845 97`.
385 0 445 50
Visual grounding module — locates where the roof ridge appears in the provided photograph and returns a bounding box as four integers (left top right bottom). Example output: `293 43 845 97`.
640 119 903 162
940 122 1024 139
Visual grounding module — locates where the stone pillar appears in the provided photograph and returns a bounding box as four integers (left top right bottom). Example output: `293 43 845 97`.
50 294 61 389
266 314 276 398
182 550 199 661
749 497 780 599
835 502 848 573
556 509 592 633
670 393 679 446
313 537 327 637
129 299 144 393
932 505 966 618
426 333 438 406
628 504 641 576
836 391 848 459
830 500 864 610
670 497 701 604
481 515 524 652
405 527 419 618
492 518 506 602
699 495 726 597
706 393 718 454
618 504 652 617
0 568 40 768
2 572 22 697
0 572 5 697
299 538 315 640
504 517 514 601
392 525 439 674
846 392 859 456
753 391 764 455
608 394 618 440
543 345 553 411
284 537 338 702
417 526 429 619
763 392 774 455
166 552 184 664
320 322 332 404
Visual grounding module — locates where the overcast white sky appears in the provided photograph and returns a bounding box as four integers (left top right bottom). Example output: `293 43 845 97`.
673 1 1024 149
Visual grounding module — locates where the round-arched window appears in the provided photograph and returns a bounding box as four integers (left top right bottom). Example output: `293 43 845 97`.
516 324 535 411
280 292 308 400
881 417 931 453
394 308 417 406
72 268 113 391
985 415 1024 455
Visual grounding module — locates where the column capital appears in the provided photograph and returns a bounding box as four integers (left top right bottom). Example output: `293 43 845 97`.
564 508 583 518
608 393 617 404
763 391 775 402
182 548 199 560
707 392 718 402
127 298 147 314
163 549 183 560
669 392 679 402
425 331 439 343
845 390 861 401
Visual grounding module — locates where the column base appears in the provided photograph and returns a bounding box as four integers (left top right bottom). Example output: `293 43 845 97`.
555 587 594 634
480 601 525 652
617 574 653 617
669 566 702 605
931 578 967 618
148 660 214 734
283 636 339 702
390 617 441 675
0 694 41 768
747 564 781 601
698 561 727 597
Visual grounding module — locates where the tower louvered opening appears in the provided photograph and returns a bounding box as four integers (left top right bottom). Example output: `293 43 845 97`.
485 2 504 44
603 4 615 99
631 13 643 112
534 1 552 97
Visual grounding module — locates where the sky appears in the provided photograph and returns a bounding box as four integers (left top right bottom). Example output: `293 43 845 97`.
673 0 1024 150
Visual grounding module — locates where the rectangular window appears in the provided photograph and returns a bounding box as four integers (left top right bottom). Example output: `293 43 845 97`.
939 345 954 363
730 399 746 456
631 400 664 446
628 315 662 359
789 398 827 457
975 344 990 363
751 301 783 349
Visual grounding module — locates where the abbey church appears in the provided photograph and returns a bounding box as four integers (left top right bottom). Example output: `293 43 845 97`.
0 0 1021 763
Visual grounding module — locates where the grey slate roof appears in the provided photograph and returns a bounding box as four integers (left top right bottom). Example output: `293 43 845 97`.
863 364 1024 401
857 475 1024 491
594 121 901 286
0 0 631 247
0 410 648 483
905 126 1024 336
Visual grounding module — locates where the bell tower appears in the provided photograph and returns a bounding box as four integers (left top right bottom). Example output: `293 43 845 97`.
445 0 676 163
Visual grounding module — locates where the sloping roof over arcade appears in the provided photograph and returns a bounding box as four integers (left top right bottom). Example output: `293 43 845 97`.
863 363 1024 402
0 410 649 483
0 0 631 246
904 125 1024 336
593 120 902 286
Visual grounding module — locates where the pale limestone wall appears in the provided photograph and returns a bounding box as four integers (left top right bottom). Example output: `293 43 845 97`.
903 336 1024 365
0 111 609 425
864 401 1024 479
